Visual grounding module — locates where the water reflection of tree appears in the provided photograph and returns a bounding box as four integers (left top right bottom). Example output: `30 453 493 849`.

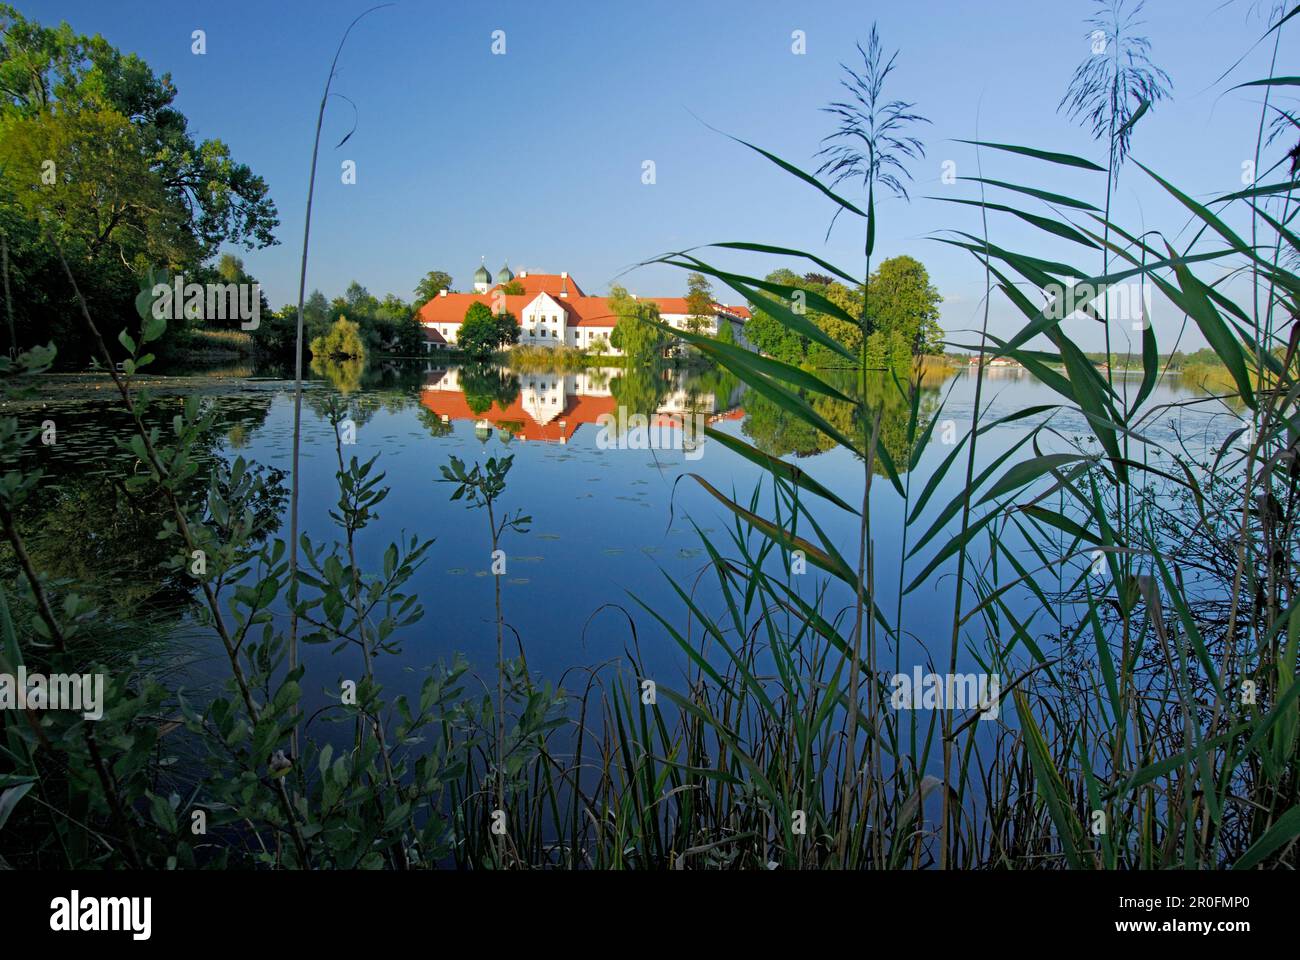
415 407 454 438
743 388 830 458
311 355 365 394
740 370 942 473
306 358 429 428
610 364 668 418
459 363 521 416
2 396 285 618
685 364 742 405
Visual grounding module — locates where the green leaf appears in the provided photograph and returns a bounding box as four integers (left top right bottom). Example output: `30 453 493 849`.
978 454 1092 505
957 176 1100 211
1133 314 1159 412
1153 247 1255 408
1232 805 1300 870
930 196 1099 247
713 124 867 218
1013 689 1087 869
0 781 34 831
1115 97 1149 138
703 427 858 514
142 315 166 343
705 242 860 285
1134 161 1254 259
955 138 1105 171
1231 76 1300 90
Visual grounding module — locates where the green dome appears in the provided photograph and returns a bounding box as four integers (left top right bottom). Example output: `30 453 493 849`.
496 263 514 284
473 263 491 283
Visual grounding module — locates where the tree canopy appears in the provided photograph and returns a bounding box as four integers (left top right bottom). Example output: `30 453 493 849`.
684 272 714 335
458 301 517 359
608 285 666 362
414 270 455 303
310 316 365 361
0 4 279 360
744 256 943 370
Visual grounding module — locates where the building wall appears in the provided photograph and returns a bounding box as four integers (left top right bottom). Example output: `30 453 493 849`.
423 290 743 356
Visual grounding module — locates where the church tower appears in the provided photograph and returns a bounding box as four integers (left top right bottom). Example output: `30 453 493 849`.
473 257 491 294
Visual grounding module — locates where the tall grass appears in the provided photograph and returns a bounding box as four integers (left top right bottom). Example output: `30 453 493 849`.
628 8 1300 869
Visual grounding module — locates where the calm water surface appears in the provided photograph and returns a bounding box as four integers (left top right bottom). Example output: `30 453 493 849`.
13 361 1239 724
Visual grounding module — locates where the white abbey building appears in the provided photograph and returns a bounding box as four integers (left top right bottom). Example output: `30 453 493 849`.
415 264 750 355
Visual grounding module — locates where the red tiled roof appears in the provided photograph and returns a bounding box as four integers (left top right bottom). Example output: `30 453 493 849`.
417 293 536 325
566 297 618 327
497 273 586 298
419 380 618 443
415 284 746 330
649 298 751 320
645 297 690 314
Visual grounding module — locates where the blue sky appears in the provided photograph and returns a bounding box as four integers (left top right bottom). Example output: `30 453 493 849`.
21 0 1296 351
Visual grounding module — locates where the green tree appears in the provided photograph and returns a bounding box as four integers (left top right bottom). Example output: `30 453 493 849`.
304 289 328 326
609 285 665 362
373 293 421 354
217 253 246 284
458 301 502 359
310 315 365 361
866 255 943 355
744 259 941 368
413 269 455 303
344 280 377 315
493 308 520 350
0 6 278 358
745 269 815 363
250 303 299 359
684 272 714 335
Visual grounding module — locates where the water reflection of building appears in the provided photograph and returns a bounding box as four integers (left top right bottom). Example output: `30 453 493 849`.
419 365 739 444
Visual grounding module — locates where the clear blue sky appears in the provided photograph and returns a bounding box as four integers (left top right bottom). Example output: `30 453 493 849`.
21 0 1294 351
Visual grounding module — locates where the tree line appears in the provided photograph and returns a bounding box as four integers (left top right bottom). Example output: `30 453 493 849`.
744 255 944 369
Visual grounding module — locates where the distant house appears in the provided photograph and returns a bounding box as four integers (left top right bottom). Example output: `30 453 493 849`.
415 263 751 354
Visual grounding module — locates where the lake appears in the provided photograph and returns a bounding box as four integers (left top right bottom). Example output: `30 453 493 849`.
10 360 1237 731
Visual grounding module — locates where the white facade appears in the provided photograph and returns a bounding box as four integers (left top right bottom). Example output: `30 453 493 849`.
420 285 748 355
